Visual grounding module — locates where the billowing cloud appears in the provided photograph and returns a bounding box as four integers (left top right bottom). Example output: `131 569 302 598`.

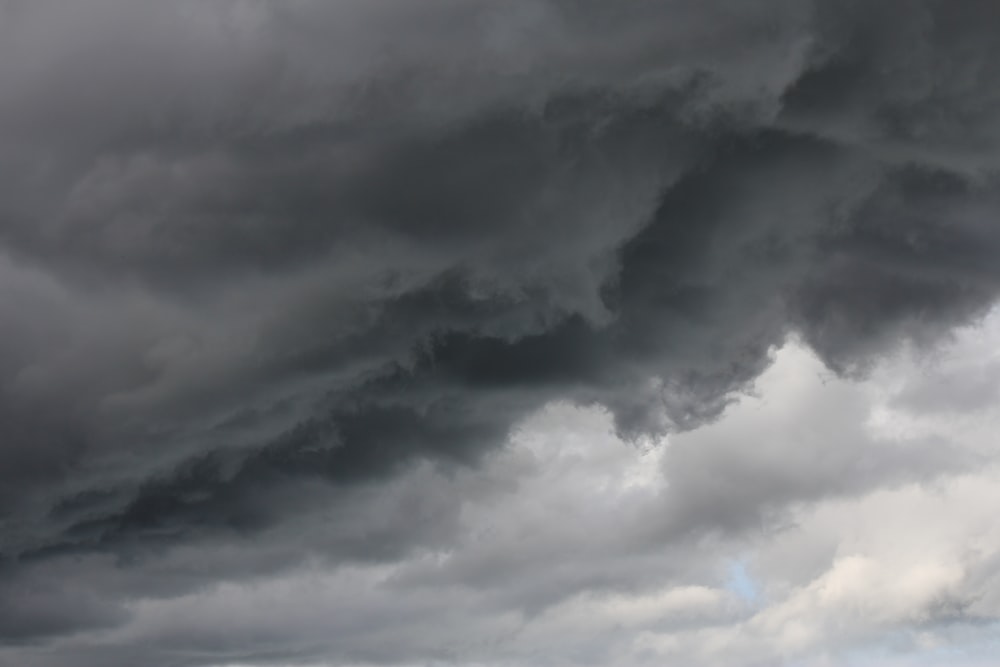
2 1 1000 664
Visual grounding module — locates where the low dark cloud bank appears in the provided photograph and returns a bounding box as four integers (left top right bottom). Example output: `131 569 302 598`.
2 0 1000 663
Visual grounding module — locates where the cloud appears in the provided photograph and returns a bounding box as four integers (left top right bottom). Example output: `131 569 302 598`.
5 321 1000 667
2 0 1000 662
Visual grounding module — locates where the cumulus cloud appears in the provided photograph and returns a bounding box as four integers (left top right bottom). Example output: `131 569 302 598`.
2 0 1000 664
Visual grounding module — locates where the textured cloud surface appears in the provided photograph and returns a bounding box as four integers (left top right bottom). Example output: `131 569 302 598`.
2 1 1000 665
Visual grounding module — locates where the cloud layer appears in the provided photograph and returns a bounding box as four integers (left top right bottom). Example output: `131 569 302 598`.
2 1 1000 664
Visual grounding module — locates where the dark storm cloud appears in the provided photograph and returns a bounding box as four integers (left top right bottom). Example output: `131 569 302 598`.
3 0 1000 656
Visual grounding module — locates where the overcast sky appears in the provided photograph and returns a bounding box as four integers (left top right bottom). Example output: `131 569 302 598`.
2 1 1000 666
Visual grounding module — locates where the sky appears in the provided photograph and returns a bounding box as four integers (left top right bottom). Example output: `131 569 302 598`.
1 1 1000 666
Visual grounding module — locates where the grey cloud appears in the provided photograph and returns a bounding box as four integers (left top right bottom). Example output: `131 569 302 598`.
647 345 982 540
0 575 127 644
3 0 1000 660
4 347 995 667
